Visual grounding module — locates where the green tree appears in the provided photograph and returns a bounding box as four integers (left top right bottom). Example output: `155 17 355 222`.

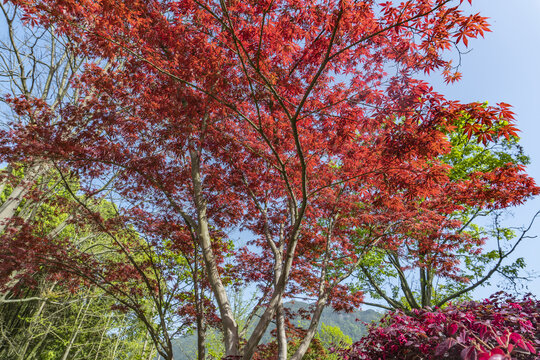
355 115 538 311
0 166 156 360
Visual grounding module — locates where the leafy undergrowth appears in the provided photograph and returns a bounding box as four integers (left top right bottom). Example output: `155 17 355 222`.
341 292 539 360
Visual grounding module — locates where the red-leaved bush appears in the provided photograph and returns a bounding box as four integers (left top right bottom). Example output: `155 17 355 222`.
342 292 539 360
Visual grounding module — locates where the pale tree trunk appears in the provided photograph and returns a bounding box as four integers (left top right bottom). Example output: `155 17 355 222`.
290 214 338 360
93 314 113 360
241 254 289 358
289 292 329 360
0 162 49 233
0 163 53 302
109 333 121 360
0 2 80 231
242 229 304 360
276 301 287 360
60 296 92 360
0 165 13 196
273 237 287 360
189 147 239 357
186 108 310 359
147 345 157 360
108 315 126 360
288 217 383 360
26 322 53 360
420 267 434 308
242 185 290 360
0 2 79 233
196 309 206 360
194 246 207 360
17 294 49 360
140 330 150 360
290 238 331 360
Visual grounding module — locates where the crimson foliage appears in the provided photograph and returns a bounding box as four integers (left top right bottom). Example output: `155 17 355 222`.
342 292 539 360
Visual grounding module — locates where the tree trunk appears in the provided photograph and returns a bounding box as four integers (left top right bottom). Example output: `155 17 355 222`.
189 147 239 357
0 165 13 196
420 267 434 308
289 292 329 360
147 345 157 360
193 238 207 360
26 322 53 360
243 231 303 360
93 314 113 360
0 162 48 233
272 248 287 360
17 295 49 360
61 296 92 360
276 300 287 360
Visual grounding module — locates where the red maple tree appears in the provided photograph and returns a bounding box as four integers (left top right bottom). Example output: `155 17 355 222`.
1 1 537 359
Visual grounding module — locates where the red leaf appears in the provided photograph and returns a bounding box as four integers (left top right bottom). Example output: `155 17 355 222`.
448 322 459 335
462 346 477 360
435 338 457 356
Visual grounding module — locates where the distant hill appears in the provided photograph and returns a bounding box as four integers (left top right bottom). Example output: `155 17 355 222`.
171 302 382 359
282 300 381 341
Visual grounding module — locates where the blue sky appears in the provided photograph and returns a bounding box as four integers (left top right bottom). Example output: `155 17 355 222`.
432 0 540 298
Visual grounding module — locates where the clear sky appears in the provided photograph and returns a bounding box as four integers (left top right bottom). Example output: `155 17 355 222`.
431 0 540 298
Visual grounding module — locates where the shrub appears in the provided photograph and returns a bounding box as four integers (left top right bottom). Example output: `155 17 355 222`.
342 292 539 360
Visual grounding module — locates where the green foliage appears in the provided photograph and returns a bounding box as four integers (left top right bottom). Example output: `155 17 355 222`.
287 337 330 360
316 322 352 348
353 115 535 310
0 165 157 360
0 287 154 360
312 323 353 359
444 112 529 181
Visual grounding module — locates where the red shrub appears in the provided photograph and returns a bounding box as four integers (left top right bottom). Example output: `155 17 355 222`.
342 292 539 360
